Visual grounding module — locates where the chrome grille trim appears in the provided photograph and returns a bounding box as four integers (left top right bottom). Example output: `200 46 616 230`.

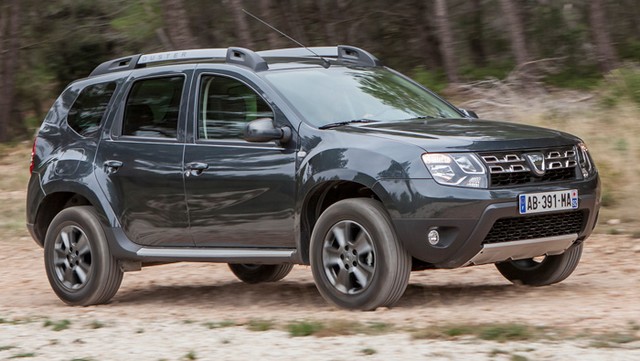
478 146 579 187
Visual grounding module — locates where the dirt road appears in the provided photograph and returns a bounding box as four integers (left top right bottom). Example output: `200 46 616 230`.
1 234 639 360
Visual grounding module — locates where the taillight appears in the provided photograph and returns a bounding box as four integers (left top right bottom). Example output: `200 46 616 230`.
29 138 37 173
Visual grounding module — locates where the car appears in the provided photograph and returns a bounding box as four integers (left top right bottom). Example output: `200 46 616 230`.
26 45 600 310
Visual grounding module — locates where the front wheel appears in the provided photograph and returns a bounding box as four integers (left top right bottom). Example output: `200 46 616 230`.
495 243 583 286
44 206 123 306
228 263 293 284
310 198 411 311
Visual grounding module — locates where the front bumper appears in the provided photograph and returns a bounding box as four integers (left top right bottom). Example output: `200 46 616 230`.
373 175 600 268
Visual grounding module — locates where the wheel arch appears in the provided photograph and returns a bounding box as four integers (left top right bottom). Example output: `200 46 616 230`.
298 178 384 264
33 182 116 247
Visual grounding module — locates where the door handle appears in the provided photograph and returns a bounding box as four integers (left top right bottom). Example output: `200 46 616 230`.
185 162 209 176
103 160 123 174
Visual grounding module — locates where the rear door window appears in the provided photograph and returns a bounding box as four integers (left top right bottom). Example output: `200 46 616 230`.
122 76 184 138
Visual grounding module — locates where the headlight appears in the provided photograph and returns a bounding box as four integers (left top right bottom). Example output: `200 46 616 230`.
577 142 596 178
422 153 488 188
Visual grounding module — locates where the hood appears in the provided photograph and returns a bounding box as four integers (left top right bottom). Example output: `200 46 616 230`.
337 118 581 152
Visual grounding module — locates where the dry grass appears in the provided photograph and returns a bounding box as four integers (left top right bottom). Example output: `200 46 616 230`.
0 141 32 240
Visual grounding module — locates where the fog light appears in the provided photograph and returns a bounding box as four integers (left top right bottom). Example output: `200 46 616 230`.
427 229 440 245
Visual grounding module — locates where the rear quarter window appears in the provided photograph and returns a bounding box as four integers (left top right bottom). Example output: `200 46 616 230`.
67 82 117 137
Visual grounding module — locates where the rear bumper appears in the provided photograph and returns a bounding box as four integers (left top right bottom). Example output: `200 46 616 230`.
374 175 600 268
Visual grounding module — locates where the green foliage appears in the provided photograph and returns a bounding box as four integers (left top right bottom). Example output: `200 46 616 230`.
43 319 71 331
365 322 393 334
361 348 377 356
530 3 587 62
110 1 162 46
544 66 602 90
409 66 448 93
478 323 533 342
618 38 640 61
246 319 274 332
604 68 640 107
182 351 197 361
287 321 324 337
589 331 639 348
8 353 36 359
202 321 235 329
510 355 529 361
460 62 513 81
412 322 537 342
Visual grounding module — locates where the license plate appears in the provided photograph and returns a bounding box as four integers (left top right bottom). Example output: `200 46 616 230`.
519 189 578 214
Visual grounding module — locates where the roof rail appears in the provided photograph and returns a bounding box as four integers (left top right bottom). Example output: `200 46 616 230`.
89 48 269 77
257 45 382 67
89 45 380 77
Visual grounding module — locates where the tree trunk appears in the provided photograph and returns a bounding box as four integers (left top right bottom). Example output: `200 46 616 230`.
0 0 20 142
469 0 486 67
224 0 254 48
161 0 199 49
589 0 618 72
434 0 459 83
317 0 337 45
259 0 283 48
499 0 529 67
0 4 6 141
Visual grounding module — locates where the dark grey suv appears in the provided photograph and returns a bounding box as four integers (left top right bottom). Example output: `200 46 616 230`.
26 46 600 310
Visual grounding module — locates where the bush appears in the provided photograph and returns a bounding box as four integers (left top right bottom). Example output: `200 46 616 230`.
409 66 448 93
544 65 602 90
603 67 640 107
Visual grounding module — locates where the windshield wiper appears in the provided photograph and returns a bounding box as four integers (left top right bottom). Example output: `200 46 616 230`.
319 119 379 129
398 115 436 121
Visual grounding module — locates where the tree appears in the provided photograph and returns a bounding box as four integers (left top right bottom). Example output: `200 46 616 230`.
589 0 618 72
499 0 529 67
259 0 284 48
0 0 21 141
224 0 254 48
161 0 199 49
434 0 459 83
468 0 487 67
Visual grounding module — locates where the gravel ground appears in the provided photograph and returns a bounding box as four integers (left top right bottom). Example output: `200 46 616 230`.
1 234 640 360
2 320 640 361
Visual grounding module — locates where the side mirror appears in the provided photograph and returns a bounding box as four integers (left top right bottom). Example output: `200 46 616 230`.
244 118 292 143
459 108 479 119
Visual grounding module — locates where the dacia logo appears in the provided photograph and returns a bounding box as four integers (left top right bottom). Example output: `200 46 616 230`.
524 152 546 176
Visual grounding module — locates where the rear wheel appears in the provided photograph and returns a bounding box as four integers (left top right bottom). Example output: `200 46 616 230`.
495 243 583 286
228 263 293 284
44 206 123 306
310 198 411 311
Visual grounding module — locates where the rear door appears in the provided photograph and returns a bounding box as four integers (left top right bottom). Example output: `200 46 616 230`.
183 71 297 248
96 67 193 247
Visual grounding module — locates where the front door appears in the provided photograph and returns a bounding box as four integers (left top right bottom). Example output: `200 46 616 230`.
183 72 297 248
96 70 192 247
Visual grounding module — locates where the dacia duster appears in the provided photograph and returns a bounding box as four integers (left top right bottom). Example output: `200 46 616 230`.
26 46 600 310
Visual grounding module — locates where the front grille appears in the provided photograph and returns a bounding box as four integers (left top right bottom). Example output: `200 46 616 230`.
482 211 585 244
479 147 578 187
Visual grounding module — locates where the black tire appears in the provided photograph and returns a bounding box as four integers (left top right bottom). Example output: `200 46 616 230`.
495 243 583 286
228 263 294 284
44 206 123 306
310 198 411 311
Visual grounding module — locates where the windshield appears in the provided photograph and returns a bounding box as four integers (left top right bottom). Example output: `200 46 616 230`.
263 66 461 128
